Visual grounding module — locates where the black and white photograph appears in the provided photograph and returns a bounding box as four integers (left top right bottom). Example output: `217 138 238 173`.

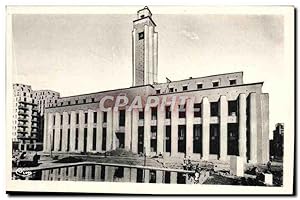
5 5 295 195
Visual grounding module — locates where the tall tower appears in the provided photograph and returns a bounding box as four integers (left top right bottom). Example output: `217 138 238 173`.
132 6 158 86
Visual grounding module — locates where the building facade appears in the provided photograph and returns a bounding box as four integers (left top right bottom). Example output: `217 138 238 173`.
42 7 270 164
12 84 60 151
270 123 284 160
12 84 39 151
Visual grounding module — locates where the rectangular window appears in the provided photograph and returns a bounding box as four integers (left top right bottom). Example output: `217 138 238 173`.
156 89 160 94
138 32 144 40
83 99 86 103
212 81 219 87
102 128 107 151
139 110 144 120
197 83 203 89
84 113 88 124
169 88 174 93
178 125 186 153
179 104 186 118
119 110 125 126
150 126 157 152
103 112 107 123
75 100 78 104
165 106 171 119
193 125 202 154
76 113 79 124
194 103 201 117
93 112 97 123
182 86 188 91
59 129 62 151
228 100 238 116
92 128 97 150
67 129 70 151
91 98 95 102
230 79 237 85
165 126 171 152
151 107 157 120
210 102 219 116
75 128 79 150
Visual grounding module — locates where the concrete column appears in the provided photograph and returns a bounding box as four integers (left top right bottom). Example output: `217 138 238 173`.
157 104 164 155
54 113 60 151
61 112 68 152
96 110 103 152
106 110 113 151
131 109 139 153
85 165 92 181
130 168 137 182
202 97 210 160
46 112 53 152
124 168 131 182
170 172 177 184
125 109 132 150
76 166 83 181
144 169 150 183
144 107 151 155
78 110 84 152
112 108 119 149
261 94 270 163
43 112 48 152
153 32 158 83
148 26 154 84
68 166 75 181
239 93 247 161
106 166 114 182
186 99 194 156
60 168 67 181
87 109 93 152
250 93 258 163
70 111 76 152
220 95 228 160
53 168 59 181
171 105 179 156
156 170 163 183
95 165 102 181
144 25 149 84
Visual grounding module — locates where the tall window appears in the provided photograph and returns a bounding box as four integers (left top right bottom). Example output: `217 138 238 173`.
60 115 63 125
210 102 219 116
228 100 238 116
165 106 171 119
179 104 186 118
119 110 125 126
178 125 186 153
59 129 62 151
194 103 201 117
76 113 79 124
67 129 70 151
102 128 107 151
103 112 107 123
139 110 144 120
75 128 79 150
53 116 55 126
92 128 97 150
150 126 157 152
68 114 71 124
84 113 88 124
93 112 97 123
151 107 157 120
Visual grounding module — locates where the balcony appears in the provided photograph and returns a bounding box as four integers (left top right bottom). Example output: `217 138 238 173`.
32 107 39 111
18 110 29 116
17 129 29 134
19 100 36 105
31 123 38 128
18 116 28 122
18 105 29 110
17 123 28 128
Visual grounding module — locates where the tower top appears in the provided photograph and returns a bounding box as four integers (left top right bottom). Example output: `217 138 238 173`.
137 6 152 20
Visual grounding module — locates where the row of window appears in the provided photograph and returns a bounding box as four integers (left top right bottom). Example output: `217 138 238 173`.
52 98 96 107
155 79 237 94
53 112 107 126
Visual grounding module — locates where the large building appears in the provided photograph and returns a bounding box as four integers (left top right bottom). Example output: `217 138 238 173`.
270 123 284 160
42 7 270 164
12 84 60 151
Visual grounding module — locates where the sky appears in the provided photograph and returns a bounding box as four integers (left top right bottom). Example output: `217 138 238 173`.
11 8 290 137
